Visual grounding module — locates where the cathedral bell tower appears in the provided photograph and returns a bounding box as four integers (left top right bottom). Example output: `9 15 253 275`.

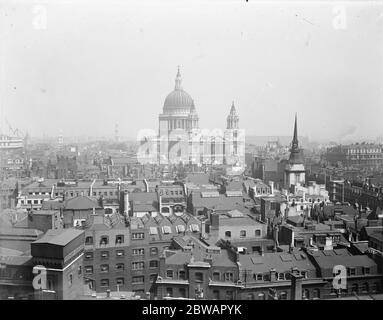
284 114 305 188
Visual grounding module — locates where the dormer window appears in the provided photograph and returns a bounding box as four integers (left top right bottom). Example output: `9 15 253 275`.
100 236 108 245
85 236 93 245
116 235 124 244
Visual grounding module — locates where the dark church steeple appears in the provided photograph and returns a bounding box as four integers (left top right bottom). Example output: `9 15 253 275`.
288 113 304 164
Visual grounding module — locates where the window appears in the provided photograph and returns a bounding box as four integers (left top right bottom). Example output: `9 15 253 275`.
213 290 219 300
133 248 145 255
225 231 231 238
225 291 234 300
78 266 82 276
252 246 261 253
85 236 93 245
179 270 186 280
149 227 158 235
347 268 356 276
116 263 124 272
101 251 109 259
258 292 265 300
100 236 109 245
195 272 203 282
100 279 109 287
116 278 124 286
303 289 310 300
213 272 220 281
176 225 185 233
224 272 234 282
179 288 186 298
100 264 109 273
85 266 93 274
116 235 124 244
362 267 370 275
351 283 358 293
132 262 144 270
149 260 159 268
132 276 144 284
313 289 320 299
132 233 145 240
162 226 172 234
116 250 124 257
301 271 307 278
190 224 200 232
279 291 287 300
166 270 174 279
150 274 157 282
166 288 173 297
150 247 158 256
85 252 93 260
278 273 285 281
255 229 261 237
68 274 73 287
361 282 369 293
256 274 263 281
240 230 246 238
372 282 379 293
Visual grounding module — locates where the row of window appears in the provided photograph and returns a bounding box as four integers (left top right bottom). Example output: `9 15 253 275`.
85 263 125 274
85 235 126 246
252 271 307 281
224 230 261 238
84 247 161 260
330 282 380 294
85 260 160 274
333 267 371 277
158 189 184 196
148 224 200 236
96 274 159 288
165 270 235 282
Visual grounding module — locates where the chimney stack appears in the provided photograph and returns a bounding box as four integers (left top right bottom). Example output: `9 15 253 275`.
124 191 129 217
269 181 274 195
324 236 333 250
290 273 304 300
270 268 277 282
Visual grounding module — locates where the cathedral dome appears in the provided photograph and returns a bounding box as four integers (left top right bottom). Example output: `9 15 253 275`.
163 90 194 113
163 67 196 115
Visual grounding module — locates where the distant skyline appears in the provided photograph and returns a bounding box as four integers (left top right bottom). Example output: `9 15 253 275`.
1 0 383 141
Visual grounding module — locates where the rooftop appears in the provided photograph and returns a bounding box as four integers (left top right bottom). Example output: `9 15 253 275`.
33 228 84 246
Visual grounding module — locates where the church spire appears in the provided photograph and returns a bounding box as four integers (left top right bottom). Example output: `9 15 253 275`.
227 101 239 129
292 113 299 149
175 65 182 90
288 113 304 164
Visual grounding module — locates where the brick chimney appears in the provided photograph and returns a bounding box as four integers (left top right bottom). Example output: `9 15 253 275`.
290 273 304 300
270 268 277 282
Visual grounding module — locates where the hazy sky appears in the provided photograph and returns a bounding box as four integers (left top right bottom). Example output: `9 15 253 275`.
1 0 383 141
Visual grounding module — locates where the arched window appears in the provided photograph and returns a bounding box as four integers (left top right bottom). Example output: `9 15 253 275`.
225 231 231 238
85 236 93 245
